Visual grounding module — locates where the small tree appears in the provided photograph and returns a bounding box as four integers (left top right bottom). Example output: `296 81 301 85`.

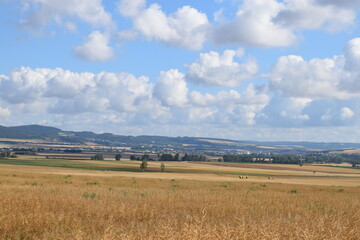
115 154 122 161
140 159 148 171
130 155 136 161
160 163 165 172
91 153 104 160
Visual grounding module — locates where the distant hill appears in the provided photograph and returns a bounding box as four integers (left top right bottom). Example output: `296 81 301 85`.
9 125 61 137
0 125 61 139
1 124 360 153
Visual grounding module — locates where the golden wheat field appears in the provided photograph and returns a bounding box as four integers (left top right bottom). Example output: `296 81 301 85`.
0 161 360 240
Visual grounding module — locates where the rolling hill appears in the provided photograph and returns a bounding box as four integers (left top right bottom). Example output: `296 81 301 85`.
0 124 360 153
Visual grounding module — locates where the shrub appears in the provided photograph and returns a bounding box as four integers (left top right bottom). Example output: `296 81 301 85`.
140 159 148 171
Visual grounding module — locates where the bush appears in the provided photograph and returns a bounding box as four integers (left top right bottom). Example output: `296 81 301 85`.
91 153 104 160
140 159 148 171
115 154 122 161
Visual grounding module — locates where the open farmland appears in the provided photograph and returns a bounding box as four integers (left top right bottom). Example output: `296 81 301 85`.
1 155 360 186
0 156 360 239
0 164 359 239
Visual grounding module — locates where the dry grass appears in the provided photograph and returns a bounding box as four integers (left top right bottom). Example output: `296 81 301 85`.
1 158 360 186
0 167 360 239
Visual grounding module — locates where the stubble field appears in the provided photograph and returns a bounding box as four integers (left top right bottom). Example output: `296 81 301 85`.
0 156 359 239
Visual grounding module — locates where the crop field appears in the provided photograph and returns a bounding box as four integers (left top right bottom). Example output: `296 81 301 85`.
0 156 360 239
1 155 360 186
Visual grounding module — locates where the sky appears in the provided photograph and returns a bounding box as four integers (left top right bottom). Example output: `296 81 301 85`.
1 0 360 142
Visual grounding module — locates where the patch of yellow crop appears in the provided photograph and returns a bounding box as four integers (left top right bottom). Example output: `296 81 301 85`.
0 167 359 239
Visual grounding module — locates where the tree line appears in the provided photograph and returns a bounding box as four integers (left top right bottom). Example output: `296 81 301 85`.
128 153 208 162
0 151 17 158
223 154 301 164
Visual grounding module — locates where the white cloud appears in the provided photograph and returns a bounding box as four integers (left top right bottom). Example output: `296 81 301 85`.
189 84 270 126
95 72 154 112
214 0 296 47
63 21 77 32
315 0 360 8
45 69 94 99
186 49 258 87
154 69 188 107
19 0 114 31
123 3 210 50
0 66 273 132
0 67 48 103
0 107 11 118
74 31 114 62
270 38 360 100
0 67 155 115
260 95 312 127
274 0 355 32
189 84 269 107
214 0 356 47
0 66 270 128
187 107 216 123
270 55 349 99
1 63 360 139
340 107 354 120
117 0 146 17
343 38 360 72
213 8 225 23
116 30 138 41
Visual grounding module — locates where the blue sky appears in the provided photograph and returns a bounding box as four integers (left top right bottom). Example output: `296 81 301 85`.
1 0 360 142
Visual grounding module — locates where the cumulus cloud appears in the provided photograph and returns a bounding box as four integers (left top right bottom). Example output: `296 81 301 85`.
190 84 269 107
153 69 188 107
0 107 11 118
270 37 360 100
214 0 357 47
343 38 360 72
213 8 225 23
259 95 311 127
0 66 274 132
74 31 114 62
298 99 358 126
0 67 155 114
185 49 258 87
270 55 348 99
2 60 360 137
187 107 216 123
274 0 355 32
0 67 48 103
118 1 210 50
117 0 146 17
315 0 360 8
214 0 296 47
19 0 114 32
0 66 271 127
116 30 138 41
340 107 354 120
189 84 270 125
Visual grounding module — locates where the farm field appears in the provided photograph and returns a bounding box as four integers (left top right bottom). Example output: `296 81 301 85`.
0 156 360 239
1 155 360 186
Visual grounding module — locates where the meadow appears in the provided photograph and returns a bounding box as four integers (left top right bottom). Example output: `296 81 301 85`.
0 156 359 239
